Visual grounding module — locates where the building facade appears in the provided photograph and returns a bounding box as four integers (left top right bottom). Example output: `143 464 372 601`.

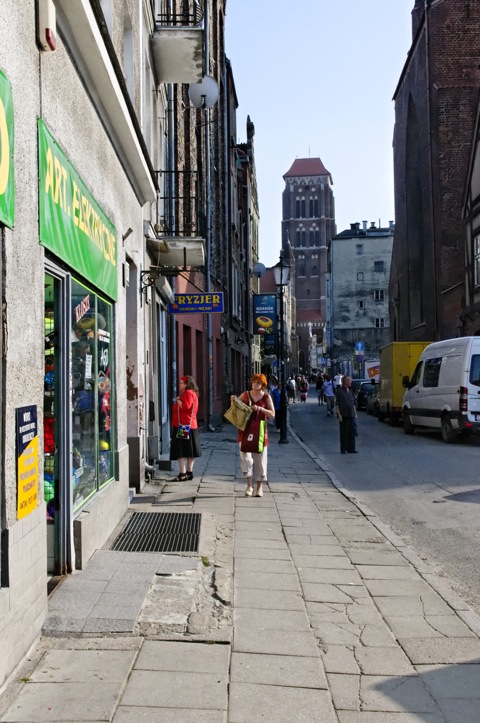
0 0 256 689
327 222 394 374
390 0 480 341
281 158 336 375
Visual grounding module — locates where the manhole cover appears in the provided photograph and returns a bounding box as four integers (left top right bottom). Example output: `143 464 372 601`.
111 511 201 553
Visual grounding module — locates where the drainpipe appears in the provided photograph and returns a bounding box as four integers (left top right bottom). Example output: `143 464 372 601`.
204 0 215 430
167 0 177 403
424 0 439 339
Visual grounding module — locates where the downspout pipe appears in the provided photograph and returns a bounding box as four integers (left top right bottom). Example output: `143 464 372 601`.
204 0 215 430
167 0 177 405
424 0 439 339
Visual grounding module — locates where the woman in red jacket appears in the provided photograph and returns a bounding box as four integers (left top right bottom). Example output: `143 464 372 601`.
170 375 201 481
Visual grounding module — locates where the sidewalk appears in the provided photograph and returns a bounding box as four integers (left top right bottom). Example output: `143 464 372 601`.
1 423 480 722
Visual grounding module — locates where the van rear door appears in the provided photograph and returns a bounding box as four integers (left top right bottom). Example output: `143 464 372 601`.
467 342 480 423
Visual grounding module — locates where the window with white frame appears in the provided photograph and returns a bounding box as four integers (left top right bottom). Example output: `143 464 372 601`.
374 289 385 301
356 244 363 255
357 272 364 281
374 318 385 328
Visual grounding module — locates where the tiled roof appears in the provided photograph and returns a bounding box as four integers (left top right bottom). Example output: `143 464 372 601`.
283 157 331 179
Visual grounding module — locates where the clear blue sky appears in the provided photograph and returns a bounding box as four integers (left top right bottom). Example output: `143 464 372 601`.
225 1 413 265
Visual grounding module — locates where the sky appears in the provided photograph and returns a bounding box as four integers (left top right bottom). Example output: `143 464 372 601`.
225 1 413 265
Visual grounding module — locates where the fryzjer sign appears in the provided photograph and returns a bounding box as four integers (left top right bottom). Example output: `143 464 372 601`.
168 293 224 313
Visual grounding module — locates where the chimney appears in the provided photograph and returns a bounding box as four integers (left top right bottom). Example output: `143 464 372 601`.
370 222 376 229
362 220 367 231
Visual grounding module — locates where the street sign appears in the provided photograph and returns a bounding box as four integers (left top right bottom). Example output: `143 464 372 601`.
355 342 364 352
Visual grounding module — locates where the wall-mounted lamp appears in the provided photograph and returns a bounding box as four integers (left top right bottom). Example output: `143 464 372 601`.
235 336 245 346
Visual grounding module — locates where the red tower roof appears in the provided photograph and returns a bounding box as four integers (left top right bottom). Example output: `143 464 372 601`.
283 157 331 181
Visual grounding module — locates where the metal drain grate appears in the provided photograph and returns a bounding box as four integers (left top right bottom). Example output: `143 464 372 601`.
111 512 201 553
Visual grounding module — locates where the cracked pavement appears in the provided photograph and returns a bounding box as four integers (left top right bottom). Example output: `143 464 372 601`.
1 425 480 722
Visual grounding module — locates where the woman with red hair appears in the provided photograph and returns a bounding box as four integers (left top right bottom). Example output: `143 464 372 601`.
231 373 275 497
170 375 201 481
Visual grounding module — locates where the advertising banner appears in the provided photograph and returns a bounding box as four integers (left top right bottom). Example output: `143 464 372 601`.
365 360 380 381
168 292 224 313
38 120 117 300
253 294 276 337
0 69 14 228
16 406 39 520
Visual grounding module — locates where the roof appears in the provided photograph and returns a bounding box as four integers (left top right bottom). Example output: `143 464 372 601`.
283 157 331 181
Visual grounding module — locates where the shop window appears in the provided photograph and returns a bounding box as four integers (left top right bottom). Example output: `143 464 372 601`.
71 279 114 511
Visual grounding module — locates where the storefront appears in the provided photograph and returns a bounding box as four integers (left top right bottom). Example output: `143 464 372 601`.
39 120 117 574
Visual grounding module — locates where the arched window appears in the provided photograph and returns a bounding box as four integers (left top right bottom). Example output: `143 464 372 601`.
315 230 320 245
309 230 314 246
312 266 317 276
301 230 306 246
296 230 301 246
309 199 314 217
295 200 300 217
314 199 319 216
301 199 306 217
299 266 305 276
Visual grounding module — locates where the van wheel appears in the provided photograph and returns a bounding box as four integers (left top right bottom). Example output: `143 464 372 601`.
403 411 415 435
441 416 456 444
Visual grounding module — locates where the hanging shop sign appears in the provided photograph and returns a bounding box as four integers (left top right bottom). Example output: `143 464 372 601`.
253 294 276 337
38 120 117 300
0 69 14 228
168 292 224 313
16 405 39 520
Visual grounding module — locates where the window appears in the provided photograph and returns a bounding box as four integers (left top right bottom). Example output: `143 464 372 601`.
301 230 306 246
356 244 363 255
374 260 385 272
312 266 317 276
71 279 115 511
309 199 314 217
296 230 301 246
295 200 300 218
314 199 319 216
301 199 306 217
299 266 305 276
470 354 480 387
474 234 480 287
357 272 364 281
423 357 442 388
374 289 385 301
309 230 314 246
357 301 364 310
374 318 385 328
315 230 319 245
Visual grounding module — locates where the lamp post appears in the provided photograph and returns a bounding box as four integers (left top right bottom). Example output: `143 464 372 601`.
273 252 290 444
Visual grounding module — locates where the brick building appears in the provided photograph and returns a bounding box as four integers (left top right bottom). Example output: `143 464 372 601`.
281 158 336 374
390 0 480 341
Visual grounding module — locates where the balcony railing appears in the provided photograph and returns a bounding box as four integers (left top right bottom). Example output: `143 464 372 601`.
150 1 203 27
155 170 207 239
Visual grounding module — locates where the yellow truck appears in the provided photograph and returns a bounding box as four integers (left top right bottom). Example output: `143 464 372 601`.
378 342 432 424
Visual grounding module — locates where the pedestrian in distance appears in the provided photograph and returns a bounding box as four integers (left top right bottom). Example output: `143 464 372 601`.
333 371 343 390
271 381 281 431
316 373 325 405
336 375 358 454
300 377 309 402
169 375 201 480
286 375 296 403
322 375 336 416
231 373 275 497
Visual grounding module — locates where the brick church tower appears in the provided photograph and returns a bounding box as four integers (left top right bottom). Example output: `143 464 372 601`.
282 158 336 374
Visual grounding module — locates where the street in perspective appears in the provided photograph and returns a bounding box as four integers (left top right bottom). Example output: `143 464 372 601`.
2 1 480 722
2 394 480 721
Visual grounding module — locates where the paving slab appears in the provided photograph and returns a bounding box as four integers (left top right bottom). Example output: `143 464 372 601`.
234 608 310 632
233 626 319 656
234 570 301 592
234 588 305 611
134 640 229 672
298 567 362 585
346 552 410 567
295 554 354 569
374 594 453 619
29 649 137 683
328 673 439 714
337 713 444 722
234 558 296 574
387 614 476 639
356 565 421 581
120 670 228 710
398 637 480 664
302 582 362 604
230 651 327 688
1 682 126 722
229 682 336 722
113 707 226 722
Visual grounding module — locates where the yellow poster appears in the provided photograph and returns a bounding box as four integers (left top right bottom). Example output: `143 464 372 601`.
16 406 39 520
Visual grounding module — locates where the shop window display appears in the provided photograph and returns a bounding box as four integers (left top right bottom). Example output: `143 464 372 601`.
71 279 114 511
44 289 56 521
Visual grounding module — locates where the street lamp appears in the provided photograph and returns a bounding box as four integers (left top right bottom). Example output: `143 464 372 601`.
273 251 290 444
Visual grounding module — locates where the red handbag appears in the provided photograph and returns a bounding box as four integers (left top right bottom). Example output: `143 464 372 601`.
240 415 267 453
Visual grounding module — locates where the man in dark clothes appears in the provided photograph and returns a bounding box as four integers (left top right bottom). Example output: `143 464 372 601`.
336 375 357 454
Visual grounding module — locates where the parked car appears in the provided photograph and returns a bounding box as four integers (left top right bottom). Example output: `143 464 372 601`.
351 378 368 396
355 381 376 410
366 382 380 416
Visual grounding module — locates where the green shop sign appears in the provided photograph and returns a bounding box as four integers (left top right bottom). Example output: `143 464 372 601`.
0 69 15 228
38 120 117 300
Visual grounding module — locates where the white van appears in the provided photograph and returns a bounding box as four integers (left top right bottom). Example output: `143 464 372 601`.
402 336 480 443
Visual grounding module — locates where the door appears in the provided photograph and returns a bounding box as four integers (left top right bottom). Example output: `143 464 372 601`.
44 267 73 576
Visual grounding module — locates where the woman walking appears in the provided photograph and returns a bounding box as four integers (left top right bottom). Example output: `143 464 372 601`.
170 375 201 481
231 373 275 497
